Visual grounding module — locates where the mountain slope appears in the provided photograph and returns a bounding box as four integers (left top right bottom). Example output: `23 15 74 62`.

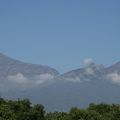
0 53 59 77
0 53 59 92
0 53 120 111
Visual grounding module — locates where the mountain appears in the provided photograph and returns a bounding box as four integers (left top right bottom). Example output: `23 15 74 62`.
0 53 59 77
0 53 59 92
0 53 120 111
58 62 105 82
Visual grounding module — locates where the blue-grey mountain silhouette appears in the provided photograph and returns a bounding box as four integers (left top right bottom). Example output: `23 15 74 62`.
0 53 120 111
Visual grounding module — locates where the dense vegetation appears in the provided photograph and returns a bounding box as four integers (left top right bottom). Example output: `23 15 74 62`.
0 98 120 120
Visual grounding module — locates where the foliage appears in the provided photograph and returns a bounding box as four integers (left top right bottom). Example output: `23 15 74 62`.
0 104 16 120
0 98 120 120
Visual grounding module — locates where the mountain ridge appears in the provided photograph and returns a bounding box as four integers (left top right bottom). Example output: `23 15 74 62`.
0 53 59 76
0 53 120 111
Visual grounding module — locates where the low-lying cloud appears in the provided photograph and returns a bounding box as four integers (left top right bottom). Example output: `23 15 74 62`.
83 58 95 75
85 67 94 75
33 74 54 85
2 58 119 92
83 58 104 75
83 58 94 67
107 72 120 85
0 73 55 92
8 73 29 84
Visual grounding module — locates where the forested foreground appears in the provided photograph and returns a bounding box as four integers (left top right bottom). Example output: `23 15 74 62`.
0 98 120 120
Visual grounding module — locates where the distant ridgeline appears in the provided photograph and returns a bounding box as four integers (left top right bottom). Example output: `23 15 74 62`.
0 98 120 120
1 53 120 111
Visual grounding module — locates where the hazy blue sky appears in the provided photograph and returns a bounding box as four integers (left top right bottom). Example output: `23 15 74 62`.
0 0 120 72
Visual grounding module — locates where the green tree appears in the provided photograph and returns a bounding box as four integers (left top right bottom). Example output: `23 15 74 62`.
46 112 70 120
0 104 16 120
30 104 45 120
69 107 87 120
8 99 32 120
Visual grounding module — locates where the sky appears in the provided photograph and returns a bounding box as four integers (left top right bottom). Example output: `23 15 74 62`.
0 0 120 73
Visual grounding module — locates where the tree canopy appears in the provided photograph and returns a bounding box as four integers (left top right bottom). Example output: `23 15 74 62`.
0 98 120 120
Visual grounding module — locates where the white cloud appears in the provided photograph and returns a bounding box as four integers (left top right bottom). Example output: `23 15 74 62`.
83 58 94 66
6 73 30 91
64 76 81 83
83 58 104 75
0 73 55 92
8 73 28 84
35 74 54 81
33 74 54 85
107 72 120 85
85 67 94 75
83 58 95 75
